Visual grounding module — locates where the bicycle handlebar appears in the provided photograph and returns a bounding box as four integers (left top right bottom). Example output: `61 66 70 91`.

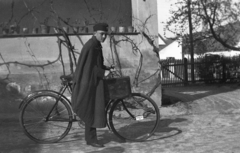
105 67 121 79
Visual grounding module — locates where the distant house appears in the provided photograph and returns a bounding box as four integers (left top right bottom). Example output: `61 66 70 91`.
159 22 240 60
158 34 183 60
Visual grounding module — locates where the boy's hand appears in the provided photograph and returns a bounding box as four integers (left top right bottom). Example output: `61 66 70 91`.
110 64 115 70
104 70 110 76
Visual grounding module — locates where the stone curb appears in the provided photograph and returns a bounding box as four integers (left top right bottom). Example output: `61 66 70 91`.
160 95 240 117
161 85 240 116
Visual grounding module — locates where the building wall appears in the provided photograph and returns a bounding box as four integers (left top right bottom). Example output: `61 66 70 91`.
0 0 161 114
0 0 132 32
159 40 183 60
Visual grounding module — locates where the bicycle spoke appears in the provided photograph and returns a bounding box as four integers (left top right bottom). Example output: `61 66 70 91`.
45 122 72 129
109 93 160 142
22 116 45 119
25 100 46 117
35 99 49 117
20 92 72 143
49 107 69 118
23 120 46 129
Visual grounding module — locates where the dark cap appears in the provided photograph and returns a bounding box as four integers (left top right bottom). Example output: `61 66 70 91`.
93 23 109 32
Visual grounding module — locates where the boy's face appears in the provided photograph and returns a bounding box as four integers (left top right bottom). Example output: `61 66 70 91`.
94 30 108 43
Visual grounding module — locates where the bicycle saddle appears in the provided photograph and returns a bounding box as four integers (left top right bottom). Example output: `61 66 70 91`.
60 74 73 82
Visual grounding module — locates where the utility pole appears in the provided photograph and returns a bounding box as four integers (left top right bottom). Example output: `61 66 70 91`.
187 0 195 83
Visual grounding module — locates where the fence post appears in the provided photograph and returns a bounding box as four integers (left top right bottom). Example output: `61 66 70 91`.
184 58 188 85
222 60 226 82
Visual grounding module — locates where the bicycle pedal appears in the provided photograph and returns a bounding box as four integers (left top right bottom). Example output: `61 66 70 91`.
73 113 79 119
144 108 155 114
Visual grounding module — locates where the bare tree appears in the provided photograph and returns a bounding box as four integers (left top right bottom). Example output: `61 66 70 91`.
166 0 240 52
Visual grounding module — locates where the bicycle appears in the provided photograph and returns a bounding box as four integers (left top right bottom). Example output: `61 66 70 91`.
18 72 160 144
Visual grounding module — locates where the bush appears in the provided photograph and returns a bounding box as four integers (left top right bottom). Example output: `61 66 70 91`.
196 55 240 83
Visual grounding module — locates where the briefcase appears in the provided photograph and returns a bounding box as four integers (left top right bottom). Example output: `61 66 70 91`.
104 76 132 100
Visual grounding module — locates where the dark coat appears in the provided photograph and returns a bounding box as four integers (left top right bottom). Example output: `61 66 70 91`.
72 36 108 128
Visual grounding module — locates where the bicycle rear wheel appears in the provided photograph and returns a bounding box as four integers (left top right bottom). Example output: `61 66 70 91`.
19 92 73 143
109 93 160 142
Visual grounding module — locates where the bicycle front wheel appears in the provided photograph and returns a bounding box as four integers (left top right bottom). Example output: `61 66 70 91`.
19 92 73 143
109 93 160 142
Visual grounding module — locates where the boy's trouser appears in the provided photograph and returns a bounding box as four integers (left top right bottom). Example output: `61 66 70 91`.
85 123 97 143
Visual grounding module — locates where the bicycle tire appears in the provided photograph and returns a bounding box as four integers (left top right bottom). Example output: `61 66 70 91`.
19 90 71 110
109 93 160 142
19 92 73 143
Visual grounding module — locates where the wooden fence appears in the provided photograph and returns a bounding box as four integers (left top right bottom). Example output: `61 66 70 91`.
160 56 240 86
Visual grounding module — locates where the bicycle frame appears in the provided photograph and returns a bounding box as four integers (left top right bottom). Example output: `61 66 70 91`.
19 78 73 119
44 85 73 121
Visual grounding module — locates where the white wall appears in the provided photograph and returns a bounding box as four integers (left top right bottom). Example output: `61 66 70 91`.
159 40 182 59
132 0 159 47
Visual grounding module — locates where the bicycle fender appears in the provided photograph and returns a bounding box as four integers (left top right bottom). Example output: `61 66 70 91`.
18 91 40 109
18 90 71 109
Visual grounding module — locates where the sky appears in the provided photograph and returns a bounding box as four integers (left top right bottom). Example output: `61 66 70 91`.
157 0 176 38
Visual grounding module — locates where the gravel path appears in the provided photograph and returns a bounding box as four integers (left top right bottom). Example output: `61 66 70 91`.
1 84 240 153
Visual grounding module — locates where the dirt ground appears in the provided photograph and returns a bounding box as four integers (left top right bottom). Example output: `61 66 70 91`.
1 83 240 153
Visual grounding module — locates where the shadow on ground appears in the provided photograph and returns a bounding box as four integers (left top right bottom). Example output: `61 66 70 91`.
161 83 240 106
0 117 39 153
87 146 125 153
149 117 188 141
99 117 188 144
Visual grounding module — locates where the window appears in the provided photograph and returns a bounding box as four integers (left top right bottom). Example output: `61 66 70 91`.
0 0 132 34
